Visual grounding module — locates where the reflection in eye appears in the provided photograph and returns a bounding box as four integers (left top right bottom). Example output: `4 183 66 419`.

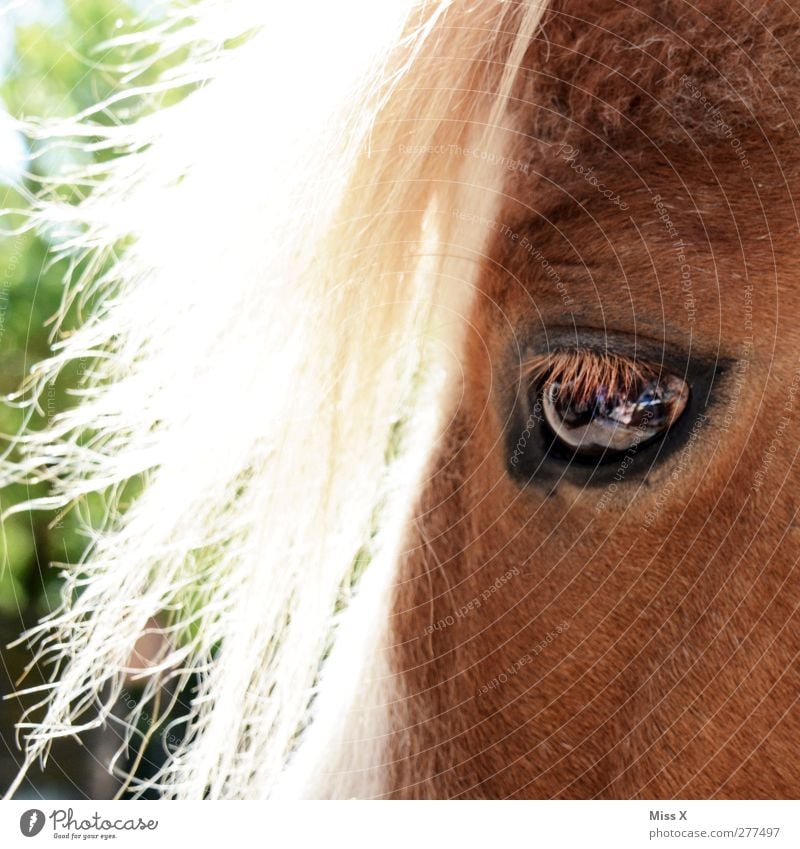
530 350 690 460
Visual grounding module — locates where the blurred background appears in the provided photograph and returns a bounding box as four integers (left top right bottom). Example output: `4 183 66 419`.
0 0 197 798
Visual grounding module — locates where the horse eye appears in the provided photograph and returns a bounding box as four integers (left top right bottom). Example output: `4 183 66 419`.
540 370 690 462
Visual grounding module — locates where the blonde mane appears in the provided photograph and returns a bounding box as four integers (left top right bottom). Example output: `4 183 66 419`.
2 0 550 798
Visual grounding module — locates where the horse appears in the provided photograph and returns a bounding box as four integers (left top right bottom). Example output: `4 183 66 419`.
3 0 800 799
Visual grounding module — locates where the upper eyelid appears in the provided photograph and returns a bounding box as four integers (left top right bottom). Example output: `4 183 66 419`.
522 324 712 375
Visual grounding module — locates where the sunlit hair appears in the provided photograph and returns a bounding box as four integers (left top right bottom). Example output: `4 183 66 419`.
2 0 550 798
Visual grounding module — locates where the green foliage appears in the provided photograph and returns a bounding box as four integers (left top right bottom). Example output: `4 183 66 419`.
0 0 195 615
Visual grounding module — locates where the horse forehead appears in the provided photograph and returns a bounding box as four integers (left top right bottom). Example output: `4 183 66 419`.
493 0 800 289
477 162 800 377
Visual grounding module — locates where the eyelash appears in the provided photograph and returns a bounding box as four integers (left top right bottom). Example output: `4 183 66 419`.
516 348 690 471
524 349 654 403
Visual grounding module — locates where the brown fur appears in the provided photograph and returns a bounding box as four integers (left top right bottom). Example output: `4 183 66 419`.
386 0 800 798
